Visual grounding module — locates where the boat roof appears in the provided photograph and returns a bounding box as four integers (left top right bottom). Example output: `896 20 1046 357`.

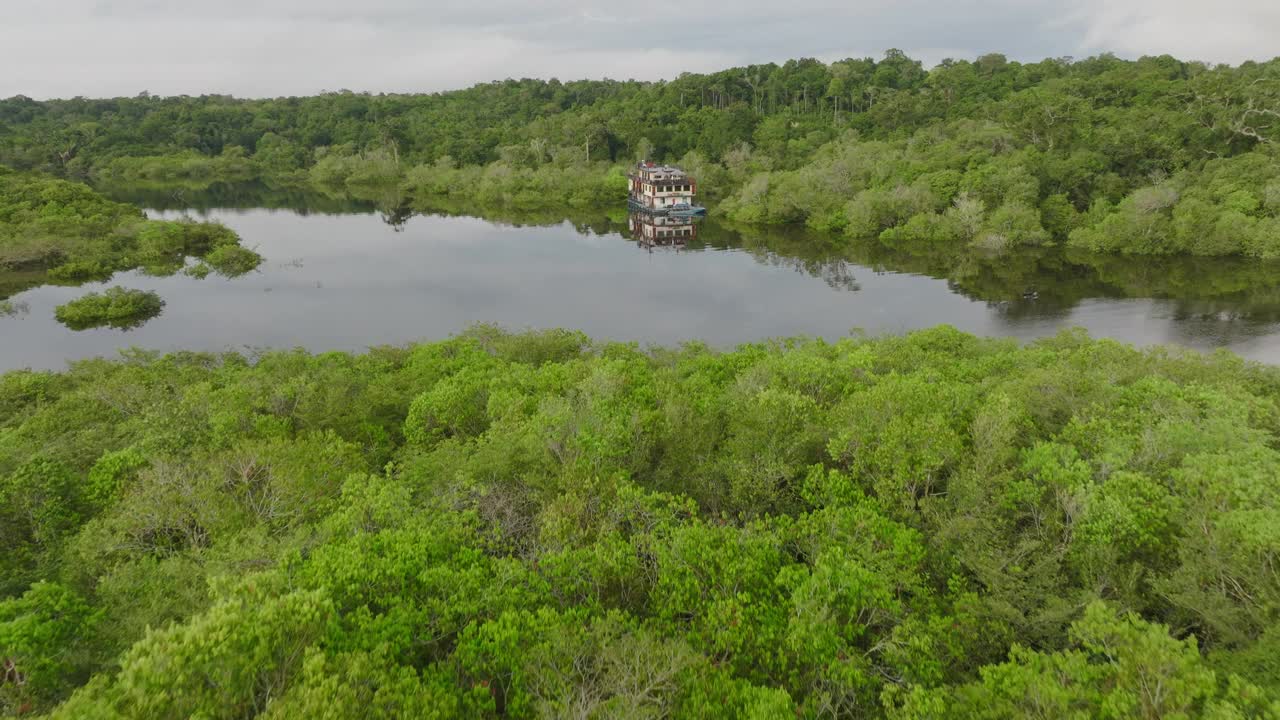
634 162 691 179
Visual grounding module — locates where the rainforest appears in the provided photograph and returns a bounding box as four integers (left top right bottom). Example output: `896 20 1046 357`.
3 327 1280 718
2 51 1278 257
2 48 1280 720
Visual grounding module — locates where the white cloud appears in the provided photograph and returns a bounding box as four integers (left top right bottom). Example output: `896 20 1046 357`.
1 0 1277 98
1064 0 1280 64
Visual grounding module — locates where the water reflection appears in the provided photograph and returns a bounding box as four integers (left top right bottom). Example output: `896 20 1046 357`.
99 181 380 216
627 213 697 251
0 299 29 318
100 181 1280 330
3 181 1276 370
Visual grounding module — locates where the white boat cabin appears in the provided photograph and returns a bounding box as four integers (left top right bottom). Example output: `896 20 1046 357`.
628 162 697 210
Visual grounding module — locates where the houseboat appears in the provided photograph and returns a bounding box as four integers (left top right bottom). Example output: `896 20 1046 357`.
628 212 697 250
627 162 707 215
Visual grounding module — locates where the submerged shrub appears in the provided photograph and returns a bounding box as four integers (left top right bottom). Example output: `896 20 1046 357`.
46 260 112 282
53 287 164 330
203 245 262 277
0 299 29 317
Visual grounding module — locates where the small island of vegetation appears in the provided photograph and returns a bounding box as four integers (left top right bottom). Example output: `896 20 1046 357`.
52 286 164 330
0 166 262 301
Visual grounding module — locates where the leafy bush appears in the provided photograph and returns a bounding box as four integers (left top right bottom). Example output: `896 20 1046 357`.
53 287 164 330
1070 152 1280 258
203 245 262 277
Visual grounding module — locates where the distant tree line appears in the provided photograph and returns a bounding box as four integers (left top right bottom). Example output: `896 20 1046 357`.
1 51 1278 256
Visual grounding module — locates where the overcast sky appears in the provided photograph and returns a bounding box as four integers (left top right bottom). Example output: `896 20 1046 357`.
3 0 1278 99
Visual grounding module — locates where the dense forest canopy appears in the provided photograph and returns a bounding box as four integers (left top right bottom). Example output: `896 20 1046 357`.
2 327 1280 717
2 51 1278 256
4 49 1280 719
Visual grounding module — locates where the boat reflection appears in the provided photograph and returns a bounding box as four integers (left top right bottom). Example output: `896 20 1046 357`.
628 212 698 252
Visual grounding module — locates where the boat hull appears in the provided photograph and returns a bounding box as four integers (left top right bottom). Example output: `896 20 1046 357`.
628 198 707 216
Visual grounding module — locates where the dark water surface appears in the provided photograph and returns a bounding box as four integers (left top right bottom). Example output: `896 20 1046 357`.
4 195 1280 371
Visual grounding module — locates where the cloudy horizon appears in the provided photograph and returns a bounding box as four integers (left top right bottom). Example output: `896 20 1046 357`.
3 0 1278 99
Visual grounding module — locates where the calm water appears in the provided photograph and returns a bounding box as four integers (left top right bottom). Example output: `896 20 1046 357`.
4 197 1280 371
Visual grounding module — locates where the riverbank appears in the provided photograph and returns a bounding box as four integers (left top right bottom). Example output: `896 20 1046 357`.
0 167 263 301
5 51 1276 261
79 138 1280 263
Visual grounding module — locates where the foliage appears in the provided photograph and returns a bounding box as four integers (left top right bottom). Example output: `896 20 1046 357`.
3 52 1277 255
892 602 1280 718
402 158 629 210
0 168 262 299
91 147 257 186
1069 150 1280 258
0 326 1277 716
52 287 163 330
0 582 100 715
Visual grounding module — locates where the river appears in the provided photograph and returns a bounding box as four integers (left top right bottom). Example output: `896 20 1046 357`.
3 191 1280 371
